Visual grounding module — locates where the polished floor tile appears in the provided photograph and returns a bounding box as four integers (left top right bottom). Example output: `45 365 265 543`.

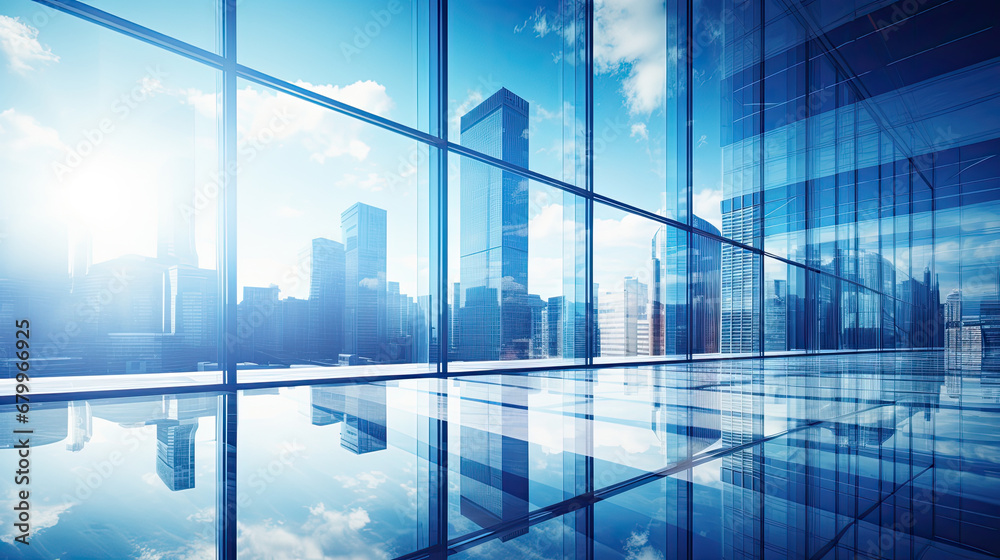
2 352 999 559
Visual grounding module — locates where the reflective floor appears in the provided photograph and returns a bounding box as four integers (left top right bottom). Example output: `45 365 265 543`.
2 352 999 559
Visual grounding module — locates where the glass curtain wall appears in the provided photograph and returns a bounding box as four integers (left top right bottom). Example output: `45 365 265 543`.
7 0 1000 385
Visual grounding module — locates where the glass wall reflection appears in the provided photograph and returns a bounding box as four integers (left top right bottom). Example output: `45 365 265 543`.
4 354 999 558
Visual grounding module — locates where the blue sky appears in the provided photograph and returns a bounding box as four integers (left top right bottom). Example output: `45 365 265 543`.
0 0 697 304
0 0 968 306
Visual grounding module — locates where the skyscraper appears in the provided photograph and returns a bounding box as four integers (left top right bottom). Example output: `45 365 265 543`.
547 295 564 358
598 277 650 357
459 379 530 541
764 279 787 352
306 238 345 360
156 108 198 268
280 297 309 359
648 217 722 357
691 218 722 354
339 384 388 455
342 203 387 361
155 419 199 491
238 285 281 364
458 88 530 362
163 265 218 356
649 224 686 356
946 289 963 370
160 265 218 371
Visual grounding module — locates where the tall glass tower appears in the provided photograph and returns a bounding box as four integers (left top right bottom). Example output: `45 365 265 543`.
342 203 387 362
306 238 345 361
458 88 530 361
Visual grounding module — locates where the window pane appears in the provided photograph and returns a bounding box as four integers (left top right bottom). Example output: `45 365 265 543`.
239 381 435 557
695 0 762 243
763 257 805 354
83 0 218 52
593 204 692 362
235 81 432 380
0 394 220 556
594 0 685 219
448 152 586 369
239 0 427 130
0 5 220 378
719 243 760 355
446 374 572 541
448 0 587 185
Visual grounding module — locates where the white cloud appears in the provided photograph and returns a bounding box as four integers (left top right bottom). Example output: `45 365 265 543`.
529 202 566 239
450 90 484 139
335 171 388 192
693 186 723 230
184 79 393 164
0 108 66 152
136 537 229 560
278 206 305 218
0 15 59 73
237 504 389 560
594 211 661 251
307 504 370 532
528 256 564 299
592 210 663 292
624 531 665 560
594 0 668 115
187 506 215 524
630 122 648 141
515 7 553 37
334 471 388 491
0 493 73 544
301 80 394 117
237 521 326 560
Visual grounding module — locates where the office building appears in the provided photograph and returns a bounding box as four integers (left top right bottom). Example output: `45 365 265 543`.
4 1 999 558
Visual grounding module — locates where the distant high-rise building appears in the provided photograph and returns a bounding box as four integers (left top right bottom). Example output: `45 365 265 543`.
238 285 281 364
458 88 530 362
764 279 787 352
387 281 407 341
460 379 530 541
280 297 310 360
156 111 198 268
70 230 92 292
946 289 963 370
66 401 93 452
156 419 198 491
720 234 760 354
342 203 387 361
163 266 218 364
340 384 388 455
309 386 346 426
547 295 564 359
691 218 722 354
306 238 345 360
450 282 462 355
592 284 601 358
598 277 649 357
647 220 721 357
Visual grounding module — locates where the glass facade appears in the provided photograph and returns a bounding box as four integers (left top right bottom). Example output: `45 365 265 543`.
1 0 999 558
5 0 999 378
5 0 992 380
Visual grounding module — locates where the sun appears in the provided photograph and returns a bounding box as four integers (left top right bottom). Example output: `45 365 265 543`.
56 150 160 264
